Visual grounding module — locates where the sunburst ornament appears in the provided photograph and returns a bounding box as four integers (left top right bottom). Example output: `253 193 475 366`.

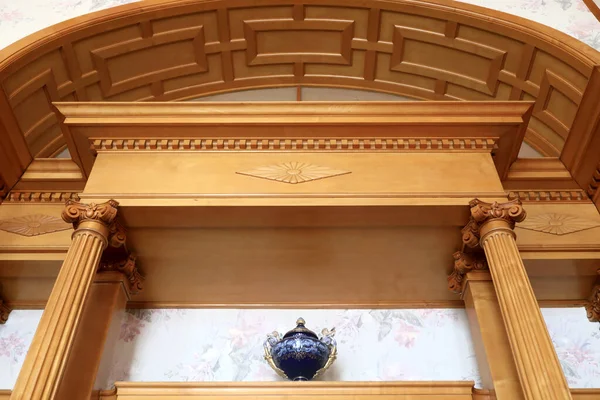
0 214 71 237
237 162 350 184
517 213 600 236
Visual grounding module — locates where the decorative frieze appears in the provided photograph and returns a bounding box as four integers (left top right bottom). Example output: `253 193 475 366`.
90 137 498 152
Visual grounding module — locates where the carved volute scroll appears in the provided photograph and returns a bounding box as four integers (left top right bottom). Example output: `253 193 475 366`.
463 199 527 248
447 251 488 294
100 254 144 295
62 199 119 247
61 200 144 293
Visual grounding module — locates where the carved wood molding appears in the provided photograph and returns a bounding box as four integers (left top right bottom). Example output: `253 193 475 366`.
99 254 144 295
91 137 499 153
586 281 600 323
507 190 589 202
1 0 598 167
0 297 11 324
587 161 600 198
447 251 488 294
5 191 80 203
95 381 477 399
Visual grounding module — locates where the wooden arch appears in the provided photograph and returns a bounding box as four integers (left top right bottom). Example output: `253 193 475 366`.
0 0 599 194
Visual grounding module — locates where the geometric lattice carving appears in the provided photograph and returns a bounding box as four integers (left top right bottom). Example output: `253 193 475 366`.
0 214 71 236
0 0 596 162
517 213 600 236
237 161 350 184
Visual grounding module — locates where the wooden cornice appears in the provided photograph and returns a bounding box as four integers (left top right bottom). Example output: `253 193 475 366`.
55 101 532 181
503 158 580 191
560 66 600 211
12 159 85 191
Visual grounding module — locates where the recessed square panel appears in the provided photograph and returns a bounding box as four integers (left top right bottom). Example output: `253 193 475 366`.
244 19 354 65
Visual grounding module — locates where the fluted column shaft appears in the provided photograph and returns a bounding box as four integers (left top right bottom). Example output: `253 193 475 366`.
466 199 571 400
11 201 118 400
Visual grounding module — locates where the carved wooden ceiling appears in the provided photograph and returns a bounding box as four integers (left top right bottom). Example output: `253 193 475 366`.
0 0 600 200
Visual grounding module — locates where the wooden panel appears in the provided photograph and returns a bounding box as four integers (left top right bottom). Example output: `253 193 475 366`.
0 0 598 161
107 382 476 399
3 387 600 400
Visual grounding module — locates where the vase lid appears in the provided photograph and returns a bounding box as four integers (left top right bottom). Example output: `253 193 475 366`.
282 317 318 339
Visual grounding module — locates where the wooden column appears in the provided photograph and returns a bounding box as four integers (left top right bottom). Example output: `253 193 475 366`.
462 271 525 400
464 199 571 400
10 200 119 400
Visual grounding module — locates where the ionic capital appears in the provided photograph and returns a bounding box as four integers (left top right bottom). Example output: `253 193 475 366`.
62 200 120 247
447 251 488 294
463 199 527 248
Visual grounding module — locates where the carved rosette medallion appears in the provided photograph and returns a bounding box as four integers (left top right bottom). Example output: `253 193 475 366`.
0 214 71 236
237 162 350 184
518 213 600 236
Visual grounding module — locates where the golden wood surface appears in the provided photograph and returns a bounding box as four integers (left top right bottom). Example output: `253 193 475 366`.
462 272 524 400
1 200 599 309
10 201 118 400
0 386 598 400
56 278 128 400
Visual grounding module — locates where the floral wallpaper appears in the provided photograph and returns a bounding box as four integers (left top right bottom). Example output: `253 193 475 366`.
93 309 481 388
461 0 600 50
0 310 42 389
2 308 600 390
0 0 599 51
542 308 600 388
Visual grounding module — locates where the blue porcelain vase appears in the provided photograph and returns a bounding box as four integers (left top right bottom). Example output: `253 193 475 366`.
263 318 337 381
